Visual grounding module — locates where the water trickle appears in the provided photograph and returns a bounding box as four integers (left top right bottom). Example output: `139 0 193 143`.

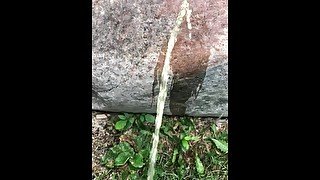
147 0 192 179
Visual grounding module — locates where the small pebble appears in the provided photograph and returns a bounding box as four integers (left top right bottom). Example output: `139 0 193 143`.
96 114 107 119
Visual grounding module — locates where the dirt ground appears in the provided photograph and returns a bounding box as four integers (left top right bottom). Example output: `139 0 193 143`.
92 111 228 179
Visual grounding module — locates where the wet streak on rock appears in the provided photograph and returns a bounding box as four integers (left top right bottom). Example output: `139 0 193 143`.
153 8 210 115
169 17 210 115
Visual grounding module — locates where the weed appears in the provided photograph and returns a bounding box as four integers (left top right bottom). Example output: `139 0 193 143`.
96 113 228 180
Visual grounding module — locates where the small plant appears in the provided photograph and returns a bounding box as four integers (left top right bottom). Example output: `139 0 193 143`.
96 113 228 179
101 141 149 176
195 153 205 175
114 113 134 131
102 113 155 179
209 122 228 153
114 113 155 131
211 138 228 153
101 142 135 168
181 135 200 152
139 113 155 123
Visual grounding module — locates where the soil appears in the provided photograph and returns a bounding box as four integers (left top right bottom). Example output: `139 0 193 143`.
92 111 228 179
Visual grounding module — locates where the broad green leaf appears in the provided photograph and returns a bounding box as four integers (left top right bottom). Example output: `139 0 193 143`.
118 115 126 120
129 153 145 168
102 146 120 168
101 142 134 168
181 139 189 151
195 155 205 174
115 120 127 130
211 138 228 153
139 115 145 122
172 148 179 163
124 117 135 130
110 142 134 157
145 114 155 123
162 125 169 133
128 164 139 172
110 143 125 154
119 142 134 153
115 152 131 166
101 150 110 162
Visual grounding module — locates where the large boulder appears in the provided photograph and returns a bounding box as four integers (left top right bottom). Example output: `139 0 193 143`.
92 0 228 117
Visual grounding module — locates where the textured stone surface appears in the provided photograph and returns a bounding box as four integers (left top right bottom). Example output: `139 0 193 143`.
92 0 228 117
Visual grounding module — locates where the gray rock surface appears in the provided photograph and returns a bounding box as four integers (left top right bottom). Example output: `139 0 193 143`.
92 0 228 117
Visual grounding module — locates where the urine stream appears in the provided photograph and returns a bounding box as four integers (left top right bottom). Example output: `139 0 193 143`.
147 0 192 179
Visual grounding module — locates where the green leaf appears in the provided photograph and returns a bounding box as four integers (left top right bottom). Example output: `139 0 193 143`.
115 152 132 166
119 142 134 154
129 117 135 123
124 117 135 130
111 173 117 180
124 113 130 118
180 132 187 140
178 154 184 165
177 163 186 178
195 155 205 174
172 148 179 163
118 115 126 120
102 156 114 168
181 139 189 151
109 142 134 157
135 117 147 130
211 138 228 153
121 171 129 180
191 136 200 141
139 115 145 122
140 149 149 159
140 130 151 135
184 135 200 141
110 143 122 154
102 145 121 168
145 114 155 123
211 123 217 134
102 143 133 167
129 153 145 168
115 120 127 130
183 135 192 141
128 173 139 180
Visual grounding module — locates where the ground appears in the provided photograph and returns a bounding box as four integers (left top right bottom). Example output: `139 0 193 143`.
92 111 228 180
